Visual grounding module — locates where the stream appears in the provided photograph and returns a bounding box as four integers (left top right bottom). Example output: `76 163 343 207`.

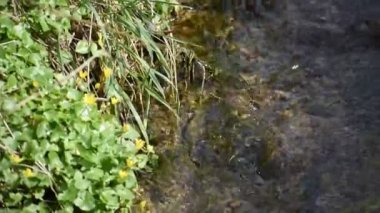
143 0 380 212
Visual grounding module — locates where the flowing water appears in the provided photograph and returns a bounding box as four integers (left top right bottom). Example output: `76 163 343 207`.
143 0 380 212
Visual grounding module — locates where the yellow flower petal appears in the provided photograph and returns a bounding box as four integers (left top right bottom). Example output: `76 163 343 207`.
139 200 147 210
111 97 119 105
79 70 88 80
126 158 135 168
23 168 35 178
95 83 101 89
118 170 128 179
102 66 113 79
97 32 104 48
32 80 39 88
123 124 130 132
135 139 145 150
10 154 23 164
83 93 97 105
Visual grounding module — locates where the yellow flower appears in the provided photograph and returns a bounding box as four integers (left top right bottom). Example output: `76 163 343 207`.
126 158 135 168
95 83 101 89
111 97 119 105
118 170 128 179
102 66 113 78
135 139 145 150
32 80 39 88
83 93 97 105
97 32 104 48
139 200 147 210
23 168 35 178
123 124 130 132
79 70 88 80
10 154 23 164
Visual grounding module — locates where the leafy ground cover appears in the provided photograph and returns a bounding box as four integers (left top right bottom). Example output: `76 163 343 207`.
0 0 181 211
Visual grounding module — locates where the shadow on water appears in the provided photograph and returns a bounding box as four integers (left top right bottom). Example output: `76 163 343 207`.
143 0 380 212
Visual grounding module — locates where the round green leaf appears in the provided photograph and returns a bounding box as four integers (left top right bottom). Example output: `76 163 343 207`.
73 171 90 190
58 185 78 202
74 191 95 211
75 40 90 54
36 121 49 138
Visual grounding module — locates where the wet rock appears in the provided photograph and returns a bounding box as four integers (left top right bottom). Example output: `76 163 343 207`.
226 199 241 209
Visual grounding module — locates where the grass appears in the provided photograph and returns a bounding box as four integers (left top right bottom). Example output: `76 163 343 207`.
0 0 185 211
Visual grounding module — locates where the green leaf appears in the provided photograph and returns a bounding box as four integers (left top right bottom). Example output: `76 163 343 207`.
116 185 134 201
23 176 39 188
3 169 19 185
100 189 119 208
124 141 137 153
90 42 98 55
23 139 39 158
64 151 74 164
3 135 18 151
78 106 91 122
9 192 23 205
122 125 140 141
36 121 49 138
76 145 99 164
0 15 13 29
124 171 137 189
85 168 104 181
58 185 78 202
36 174 51 187
75 40 90 54
33 189 45 200
43 110 59 122
6 74 17 89
74 171 90 190
48 151 64 169
27 53 42 65
2 98 17 112
56 205 74 213
38 16 50 32
47 143 59 152
136 154 149 168
66 89 81 100
21 204 39 213
74 191 96 211
73 122 86 135
59 50 73 65
0 158 10 170
56 0 68 7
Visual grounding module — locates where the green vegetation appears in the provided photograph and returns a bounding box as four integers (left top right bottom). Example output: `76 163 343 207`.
0 0 181 211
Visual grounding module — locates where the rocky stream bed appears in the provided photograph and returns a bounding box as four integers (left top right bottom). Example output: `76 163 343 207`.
142 0 380 212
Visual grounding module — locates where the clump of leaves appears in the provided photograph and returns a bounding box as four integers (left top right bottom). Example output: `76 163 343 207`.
0 15 153 212
0 0 180 211
1 87 152 212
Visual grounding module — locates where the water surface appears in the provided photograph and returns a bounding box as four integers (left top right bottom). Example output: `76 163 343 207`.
144 0 380 212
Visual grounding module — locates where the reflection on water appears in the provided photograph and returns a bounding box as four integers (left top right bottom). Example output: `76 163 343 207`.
143 0 380 212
